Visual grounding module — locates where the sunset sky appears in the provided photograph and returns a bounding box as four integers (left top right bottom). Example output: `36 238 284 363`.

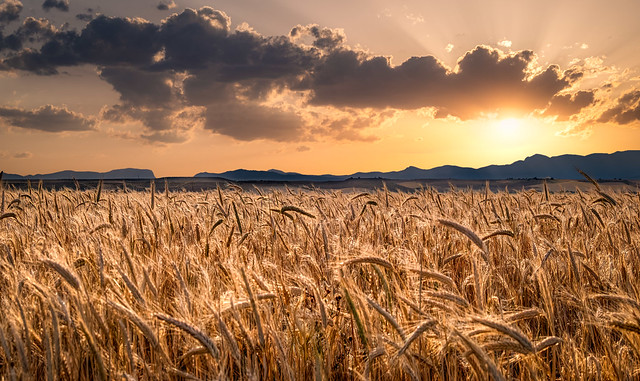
1 0 639 176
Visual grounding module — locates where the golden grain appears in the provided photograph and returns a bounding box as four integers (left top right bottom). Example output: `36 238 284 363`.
0 183 638 379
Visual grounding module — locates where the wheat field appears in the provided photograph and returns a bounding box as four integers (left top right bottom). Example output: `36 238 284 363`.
0 180 639 380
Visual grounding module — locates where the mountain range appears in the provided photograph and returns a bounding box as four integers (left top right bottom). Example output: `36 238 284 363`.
3 150 640 181
2 168 155 180
195 150 640 181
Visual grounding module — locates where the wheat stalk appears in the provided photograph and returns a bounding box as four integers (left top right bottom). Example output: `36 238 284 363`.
366 297 406 340
396 319 436 357
454 329 506 381
342 256 394 270
471 316 534 353
240 268 265 348
42 259 81 290
155 313 220 360
107 300 167 360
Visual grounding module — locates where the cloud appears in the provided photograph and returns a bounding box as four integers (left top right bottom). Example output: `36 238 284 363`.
13 151 32 158
101 104 174 130
75 7 95 21
290 24 345 51
20 17 57 35
42 0 69 12
2 28 82 74
99 67 173 107
157 1 177 11
555 123 593 138
308 46 579 120
101 104 204 143
75 16 160 66
318 108 393 141
158 7 230 69
2 9 318 79
75 13 93 22
3 15 160 73
545 90 596 120
597 90 640 125
0 0 22 25
377 8 392 19
0 151 32 159
204 102 305 141
17 17 58 42
0 6 605 143
0 31 21 51
0 105 95 132
405 13 424 24
497 39 512 48
0 17 57 59
445 44 454 53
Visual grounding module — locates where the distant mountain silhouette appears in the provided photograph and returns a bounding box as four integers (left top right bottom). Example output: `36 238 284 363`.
3 168 155 180
4 151 639 182
194 169 340 182
196 150 640 181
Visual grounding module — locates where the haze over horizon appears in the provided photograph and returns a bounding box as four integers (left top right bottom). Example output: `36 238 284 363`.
1 0 639 177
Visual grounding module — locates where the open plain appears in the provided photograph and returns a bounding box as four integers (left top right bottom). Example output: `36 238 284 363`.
1 181 639 379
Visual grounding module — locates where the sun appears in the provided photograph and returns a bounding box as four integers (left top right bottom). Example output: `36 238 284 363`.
496 117 522 139
499 118 521 131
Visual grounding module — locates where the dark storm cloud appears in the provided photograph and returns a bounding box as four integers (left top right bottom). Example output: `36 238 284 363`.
155 7 312 76
158 7 230 69
215 33 315 83
140 106 204 143
545 90 596 120
3 29 78 74
157 1 177 11
307 51 447 108
0 104 95 132
0 18 50 53
18 17 57 41
74 15 160 66
0 6 601 141
0 31 21 51
204 102 305 141
75 13 92 22
75 8 95 22
290 24 345 51
0 8 334 86
3 15 159 73
308 46 580 119
0 0 22 25
182 71 234 105
99 67 173 107
598 90 640 125
20 17 56 35
102 104 174 131
0 17 56 54
1 5 277 89
42 0 69 12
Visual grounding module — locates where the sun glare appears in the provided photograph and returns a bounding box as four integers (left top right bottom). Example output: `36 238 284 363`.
499 118 521 131
495 117 522 139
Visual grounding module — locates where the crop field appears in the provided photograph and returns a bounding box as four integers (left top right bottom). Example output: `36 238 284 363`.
0 180 639 380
